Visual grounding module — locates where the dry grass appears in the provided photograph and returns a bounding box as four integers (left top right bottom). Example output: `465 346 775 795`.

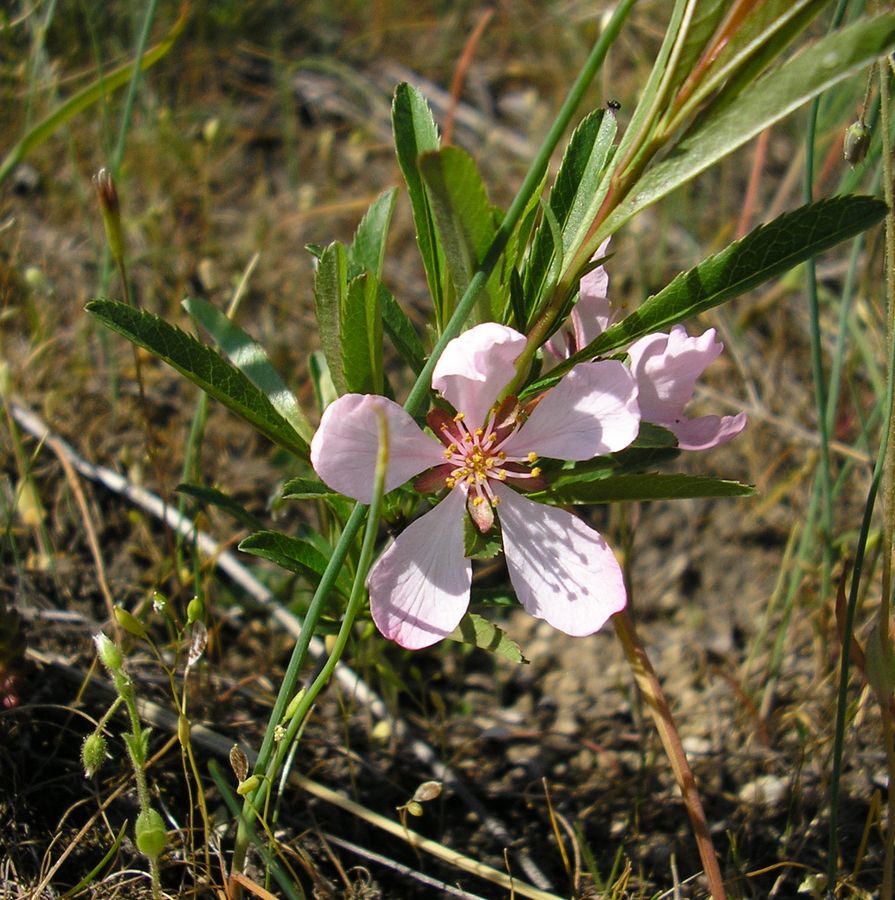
0 2 889 898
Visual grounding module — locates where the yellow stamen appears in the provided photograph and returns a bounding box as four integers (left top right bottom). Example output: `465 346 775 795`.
530 467 542 477
453 412 465 421
527 451 538 463
445 477 456 488
492 496 501 506
498 471 507 480
475 427 484 437
472 496 484 506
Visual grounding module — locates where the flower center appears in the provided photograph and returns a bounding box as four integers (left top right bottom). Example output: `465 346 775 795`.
440 408 541 509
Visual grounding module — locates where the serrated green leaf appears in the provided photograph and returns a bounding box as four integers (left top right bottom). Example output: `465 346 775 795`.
183 296 314 443
463 514 502 560
175 482 265 532
379 282 425 375
348 188 398 280
86 300 308 456
601 14 895 237
446 613 528 664
419 147 500 325
532 472 755 505
341 274 383 394
529 195 888 394
280 477 339 500
314 242 348 395
239 530 351 598
392 83 444 313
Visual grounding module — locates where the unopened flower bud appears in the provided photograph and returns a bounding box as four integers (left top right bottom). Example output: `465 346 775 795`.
135 808 167 859
843 120 871 166
93 167 124 262
93 633 123 672
81 732 107 778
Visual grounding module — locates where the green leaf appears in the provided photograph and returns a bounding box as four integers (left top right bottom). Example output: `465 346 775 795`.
679 0 827 125
314 242 348 395
183 297 314 443
445 613 528 664
379 282 426 375
601 13 895 237
529 195 888 393
86 300 308 456
341 274 383 394
463 515 502 560
348 188 398 280
392 83 444 314
0 10 187 185
239 530 352 598
419 147 499 324
175 483 265 532
280 477 339 500
532 473 756 505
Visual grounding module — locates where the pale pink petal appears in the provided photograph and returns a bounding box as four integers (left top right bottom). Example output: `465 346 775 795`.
494 484 626 635
432 323 527 424
572 238 613 350
504 360 639 461
626 326 746 451
668 412 748 451
368 487 471 649
626 326 723 423
545 239 613 361
311 394 445 503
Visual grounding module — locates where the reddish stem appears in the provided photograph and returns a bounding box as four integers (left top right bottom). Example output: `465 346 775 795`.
613 609 728 899
443 7 495 147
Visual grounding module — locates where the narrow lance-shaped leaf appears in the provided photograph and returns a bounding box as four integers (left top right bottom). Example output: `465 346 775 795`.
183 296 314 443
392 83 444 313
525 109 615 315
341 273 383 395
420 146 500 325
531 473 756 505
600 13 895 239
671 0 828 127
348 187 398 280
239 531 352 599
378 282 425 375
526 195 888 394
86 299 309 457
313 242 348 395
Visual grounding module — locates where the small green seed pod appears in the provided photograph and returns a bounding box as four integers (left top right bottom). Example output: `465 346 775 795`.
114 606 147 639
236 775 261 796
81 732 107 778
135 808 167 859
186 596 204 625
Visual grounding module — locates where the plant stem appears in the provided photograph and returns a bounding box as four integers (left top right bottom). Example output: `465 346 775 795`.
612 609 727 899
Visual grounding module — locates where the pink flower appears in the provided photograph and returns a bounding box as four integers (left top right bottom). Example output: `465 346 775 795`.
549 243 746 451
310 323 640 649
626 326 747 451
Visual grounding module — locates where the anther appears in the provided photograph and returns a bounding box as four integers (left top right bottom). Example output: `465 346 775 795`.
527 451 538 463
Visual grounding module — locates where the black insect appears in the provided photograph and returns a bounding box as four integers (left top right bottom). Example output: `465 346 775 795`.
607 99 621 111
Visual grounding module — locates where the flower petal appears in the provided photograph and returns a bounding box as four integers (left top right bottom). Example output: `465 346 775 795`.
668 411 748 451
494 484 626 635
310 394 445 503
573 238 613 350
432 323 527 424
626 326 723 423
505 359 639 460
368 487 471 649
